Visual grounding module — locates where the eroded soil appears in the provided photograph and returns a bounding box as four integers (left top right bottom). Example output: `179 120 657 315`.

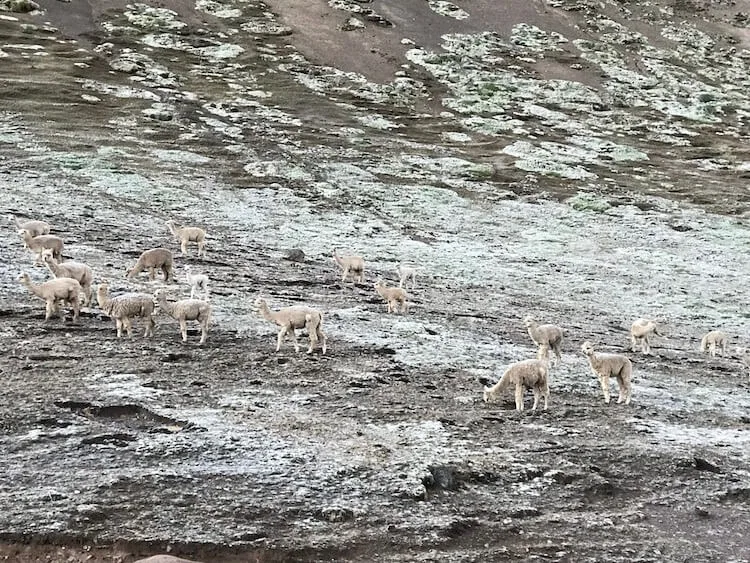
1 0 750 561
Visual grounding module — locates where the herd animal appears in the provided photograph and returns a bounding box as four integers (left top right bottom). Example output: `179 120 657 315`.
10 215 746 410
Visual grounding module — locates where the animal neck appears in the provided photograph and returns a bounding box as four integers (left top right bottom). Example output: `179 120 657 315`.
157 293 175 315
258 302 275 322
24 279 43 298
97 287 110 309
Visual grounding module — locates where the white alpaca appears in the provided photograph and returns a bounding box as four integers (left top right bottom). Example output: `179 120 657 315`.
630 318 663 355
18 272 81 322
700 330 727 358
482 359 549 412
374 280 408 313
254 298 327 354
166 220 207 257
184 265 209 300
396 264 418 289
332 249 364 283
154 289 212 344
581 341 632 405
524 315 564 367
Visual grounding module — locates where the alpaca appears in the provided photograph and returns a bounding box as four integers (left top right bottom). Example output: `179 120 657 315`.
126 248 173 282
11 215 50 237
700 330 727 358
396 264 418 290
483 359 549 412
184 265 209 300
332 249 364 283
581 341 632 405
41 249 94 306
97 283 155 337
254 297 327 354
374 280 408 313
524 315 564 367
154 289 212 344
630 318 662 355
17 272 81 322
18 229 63 264
166 220 206 257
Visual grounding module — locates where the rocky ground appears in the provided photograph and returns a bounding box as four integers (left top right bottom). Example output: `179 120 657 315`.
1 0 750 561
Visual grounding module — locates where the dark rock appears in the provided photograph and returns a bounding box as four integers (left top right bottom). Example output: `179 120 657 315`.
285 248 305 262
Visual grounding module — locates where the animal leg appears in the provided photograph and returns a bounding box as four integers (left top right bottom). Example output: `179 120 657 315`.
515 383 524 412
307 330 317 354
642 336 651 355
115 318 123 338
144 316 154 337
199 322 208 345
44 300 54 321
709 341 716 358
198 241 206 257
70 296 80 323
318 328 327 355
181 240 188 255
276 327 287 352
342 266 350 282
179 318 188 342
531 388 540 411
553 344 562 366
124 317 133 337
290 328 300 353
630 335 638 352
599 375 611 404
190 285 197 299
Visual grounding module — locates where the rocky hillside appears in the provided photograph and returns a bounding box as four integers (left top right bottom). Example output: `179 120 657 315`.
1 0 749 561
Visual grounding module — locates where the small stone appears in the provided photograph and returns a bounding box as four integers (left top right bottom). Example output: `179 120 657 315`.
285 248 305 262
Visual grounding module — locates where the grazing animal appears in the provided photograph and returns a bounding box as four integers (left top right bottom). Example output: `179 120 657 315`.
11 215 50 237
184 265 209 300
700 330 727 358
581 341 632 405
166 220 206 257
154 289 212 344
374 280 408 313
255 297 327 354
41 249 94 306
17 271 81 322
396 263 418 290
18 229 63 264
332 249 364 283
630 318 662 355
126 248 173 282
524 315 564 367
97 283 155 338
483 359 550 412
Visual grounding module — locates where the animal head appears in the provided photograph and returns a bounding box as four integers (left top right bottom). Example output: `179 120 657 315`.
581 341 595 355
17 228 29 237
16 272 29 283
523 315 536 327
482 386 493 403
41 248 54 261
253 297 266 309
374 279 384 289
